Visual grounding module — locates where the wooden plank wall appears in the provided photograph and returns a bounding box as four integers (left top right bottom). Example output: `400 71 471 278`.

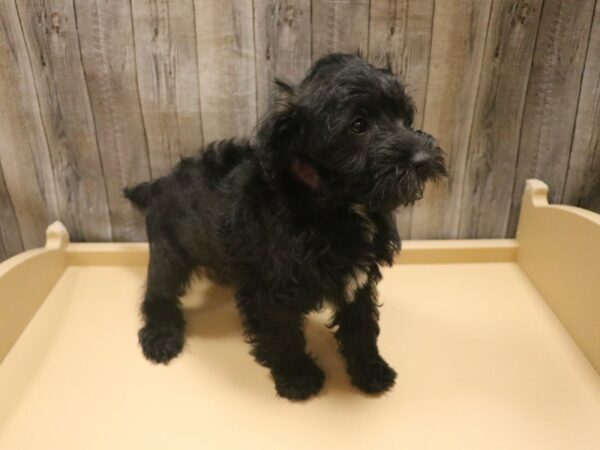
0 0 599 261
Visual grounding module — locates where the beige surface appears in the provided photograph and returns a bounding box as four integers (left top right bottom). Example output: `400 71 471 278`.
0 262 599 450
0 223 68 361
1 179 600 449
518 179 600 373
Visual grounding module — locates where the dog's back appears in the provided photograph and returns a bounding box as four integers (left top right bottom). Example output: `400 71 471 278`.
124 139 256 276
124 139 252 208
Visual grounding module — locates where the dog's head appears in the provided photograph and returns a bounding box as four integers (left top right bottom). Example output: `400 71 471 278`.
256 53 446 211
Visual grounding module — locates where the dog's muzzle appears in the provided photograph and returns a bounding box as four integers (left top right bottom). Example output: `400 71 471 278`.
367 130 447 211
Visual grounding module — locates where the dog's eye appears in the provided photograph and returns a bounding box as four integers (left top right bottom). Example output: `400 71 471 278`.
350 118 368 134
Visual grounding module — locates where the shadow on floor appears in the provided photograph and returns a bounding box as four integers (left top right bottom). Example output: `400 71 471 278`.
181 281 364 399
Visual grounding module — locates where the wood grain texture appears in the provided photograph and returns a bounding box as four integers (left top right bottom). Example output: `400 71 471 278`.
16 0 113 242
195 0 257 141
0 164 24 260
507 0 596 236
410 0 493 239
131 0 204 179
2 0 600 261
368 0 435 239
459 0 544 238
563 0 600 213
412 0 492 243
74 0 151 241
0 0 58 248
368 0 434 130
0 233 6 263
0 235 5 264
254 0 312 118
312 0 369 59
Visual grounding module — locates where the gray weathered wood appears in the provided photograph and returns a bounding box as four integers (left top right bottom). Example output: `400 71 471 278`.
2 0 600 255
0 164 24 260
131 0 204 179
507 0 596 236
368 0 434 239
0 234 6 263
410 0 493 239
312 0 369 60
74 0 151 241
195 0 257 141
254 0 312 118
16 0 113 242
368 0 434 132
459 0 544 238
563 0 600 213
0 0 58 248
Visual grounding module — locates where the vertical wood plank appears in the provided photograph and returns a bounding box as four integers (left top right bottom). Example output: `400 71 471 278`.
0 1 58 248
507 0 596 236
368 0 434 239
459 0 543 238
195 0 257 142
74 0 151 241
131 0 204 179
254 0 311 118
368 0 434 133
410 0 493 239
16 0 113 242
0 236 7 263
312 0 369 60
563 0 600 213
0 164 24 261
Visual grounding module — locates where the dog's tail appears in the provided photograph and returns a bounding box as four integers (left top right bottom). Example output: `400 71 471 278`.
124 182 152 211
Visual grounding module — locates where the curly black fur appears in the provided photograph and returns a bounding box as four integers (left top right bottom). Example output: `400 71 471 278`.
125 53 446 400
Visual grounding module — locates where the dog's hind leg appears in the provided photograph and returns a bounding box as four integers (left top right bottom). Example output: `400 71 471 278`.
138 238 192 364
236 293 325 401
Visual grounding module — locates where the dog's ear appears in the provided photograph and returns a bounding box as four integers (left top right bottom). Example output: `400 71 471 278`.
272 78 295 105
255 81 313 183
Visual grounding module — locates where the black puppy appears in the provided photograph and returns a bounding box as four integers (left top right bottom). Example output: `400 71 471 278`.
125 53 446 400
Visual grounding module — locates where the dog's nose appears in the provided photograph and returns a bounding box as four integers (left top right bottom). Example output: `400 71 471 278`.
411 150 431 172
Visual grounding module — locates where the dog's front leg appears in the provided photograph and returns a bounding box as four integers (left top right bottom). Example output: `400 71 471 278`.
333 282 396 394
236 293 325 400
138 240 192 364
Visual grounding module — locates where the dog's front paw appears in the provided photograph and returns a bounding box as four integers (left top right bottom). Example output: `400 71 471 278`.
139 323 184 364
272 359 325 401
348 355 396 394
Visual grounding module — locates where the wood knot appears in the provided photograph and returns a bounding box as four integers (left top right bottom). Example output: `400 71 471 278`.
50 12 60 33
283 5 295 26
509 2 532 26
